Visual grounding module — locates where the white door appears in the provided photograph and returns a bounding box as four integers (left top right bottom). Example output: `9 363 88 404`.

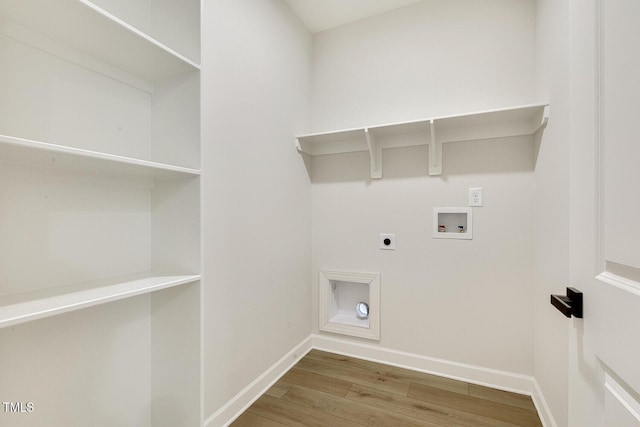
568 0 640 425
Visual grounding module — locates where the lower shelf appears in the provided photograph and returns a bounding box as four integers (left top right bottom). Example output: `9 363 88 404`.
0 273 201 329
0 281 201 426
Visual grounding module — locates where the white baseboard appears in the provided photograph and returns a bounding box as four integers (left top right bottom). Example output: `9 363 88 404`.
312 334 533 394
530 377 558 427
205 333 557 427
311 334 558 427
204 336 313 427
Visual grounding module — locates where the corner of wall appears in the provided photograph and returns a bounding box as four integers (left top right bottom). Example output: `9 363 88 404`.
201 0 313 420
204 337 313 427
532 0 571 426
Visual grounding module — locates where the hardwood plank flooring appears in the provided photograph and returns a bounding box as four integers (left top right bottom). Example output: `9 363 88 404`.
265 381 295 399
231 350 542 426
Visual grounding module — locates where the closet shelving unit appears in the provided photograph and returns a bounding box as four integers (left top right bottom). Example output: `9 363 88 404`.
0 0 201 425
296 103 549 178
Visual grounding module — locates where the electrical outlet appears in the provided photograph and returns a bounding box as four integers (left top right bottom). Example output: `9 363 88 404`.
469 187 483 207
379 234 395 250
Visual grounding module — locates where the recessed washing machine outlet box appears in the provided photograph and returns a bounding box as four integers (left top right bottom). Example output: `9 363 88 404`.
433 207 473 240
318 269 380 341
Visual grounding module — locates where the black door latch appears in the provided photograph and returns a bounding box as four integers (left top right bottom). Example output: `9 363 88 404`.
550 287 583 318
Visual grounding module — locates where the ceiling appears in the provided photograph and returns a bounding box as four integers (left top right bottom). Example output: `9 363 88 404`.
284 0 424 33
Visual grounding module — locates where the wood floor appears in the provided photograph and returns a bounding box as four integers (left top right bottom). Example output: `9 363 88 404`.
231 350 542 427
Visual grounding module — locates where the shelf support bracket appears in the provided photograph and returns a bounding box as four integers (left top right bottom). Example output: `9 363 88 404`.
535 105 550 134
429 119 442 176
365 128 382 179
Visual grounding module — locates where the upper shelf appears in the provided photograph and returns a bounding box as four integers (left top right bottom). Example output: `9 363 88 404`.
0 134 201 179
296 103 549 178
0 274 201 329
0 0 200 83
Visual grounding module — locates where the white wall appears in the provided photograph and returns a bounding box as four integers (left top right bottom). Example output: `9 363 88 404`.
201 0 312 418
311 0 537 132
533 0 571 425
310 0 539 375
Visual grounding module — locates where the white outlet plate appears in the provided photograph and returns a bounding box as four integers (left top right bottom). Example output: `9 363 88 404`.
379 234 395 250
469 187 483 207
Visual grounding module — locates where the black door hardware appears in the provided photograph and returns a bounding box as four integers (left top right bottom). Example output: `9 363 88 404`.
550 287 583 318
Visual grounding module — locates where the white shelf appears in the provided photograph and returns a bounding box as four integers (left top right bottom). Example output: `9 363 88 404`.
0 0 200 83
296 103 549 177
0 0 202 423
0 134 200 179
0 274 201 329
